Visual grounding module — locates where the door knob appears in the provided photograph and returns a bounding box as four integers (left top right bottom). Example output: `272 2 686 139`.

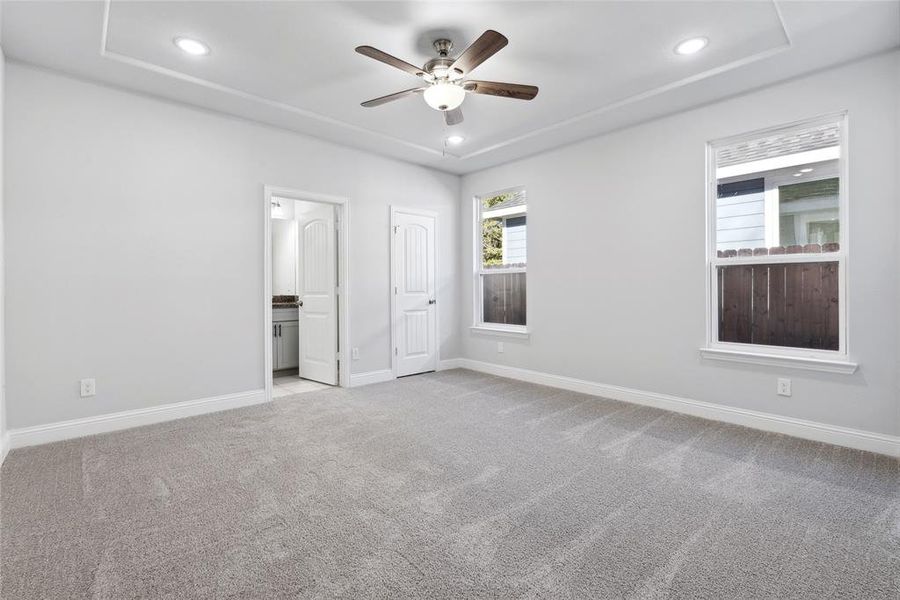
428 299 436 305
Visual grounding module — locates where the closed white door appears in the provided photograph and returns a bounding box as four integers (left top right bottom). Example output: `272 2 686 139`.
393 211 437 376
298 204 338 385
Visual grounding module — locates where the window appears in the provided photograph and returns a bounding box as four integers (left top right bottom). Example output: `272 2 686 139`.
703 114 856 373
474 188 527 334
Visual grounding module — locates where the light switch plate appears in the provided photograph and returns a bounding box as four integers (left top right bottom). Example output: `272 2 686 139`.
497 341 504 353
351 347 360 360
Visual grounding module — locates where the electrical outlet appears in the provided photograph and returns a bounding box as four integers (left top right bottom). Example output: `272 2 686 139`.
777 378 792 397
351 347 360 360
80 378 96 398
497 341 504 353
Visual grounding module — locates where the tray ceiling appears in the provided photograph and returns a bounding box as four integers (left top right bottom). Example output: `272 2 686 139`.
2 1 898 174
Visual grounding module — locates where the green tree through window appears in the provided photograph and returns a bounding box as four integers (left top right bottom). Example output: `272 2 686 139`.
482 193 510 267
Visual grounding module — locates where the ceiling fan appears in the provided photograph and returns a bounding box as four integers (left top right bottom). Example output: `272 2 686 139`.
355 30 538 126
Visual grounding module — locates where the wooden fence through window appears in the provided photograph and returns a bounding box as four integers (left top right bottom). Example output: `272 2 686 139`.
482 272 526 326
718 260 839 351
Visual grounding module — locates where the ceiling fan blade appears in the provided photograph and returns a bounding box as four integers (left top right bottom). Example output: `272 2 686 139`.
361 87 426 108
444 107 464 126
355 46 426 78
463 80 538 100
449 30 508 76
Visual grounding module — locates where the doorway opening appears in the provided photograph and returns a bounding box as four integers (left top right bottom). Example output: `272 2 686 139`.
264 186 350 400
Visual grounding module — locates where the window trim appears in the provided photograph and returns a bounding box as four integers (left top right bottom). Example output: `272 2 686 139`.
473 187 530 337
702 113 855 373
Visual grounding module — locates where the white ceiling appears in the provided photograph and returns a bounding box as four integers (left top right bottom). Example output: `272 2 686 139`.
2 1 898 174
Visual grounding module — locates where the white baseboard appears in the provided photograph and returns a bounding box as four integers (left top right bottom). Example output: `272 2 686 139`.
438 358 464 370
457 359 900 457
8 363 895 457
7 389 268 450
349 369 395 388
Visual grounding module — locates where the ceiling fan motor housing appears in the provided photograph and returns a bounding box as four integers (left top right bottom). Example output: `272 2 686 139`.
424 57 455 78
426 40 464 81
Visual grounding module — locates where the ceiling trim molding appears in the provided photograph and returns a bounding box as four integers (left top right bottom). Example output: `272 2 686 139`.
99 0 457 160
99 0 791 165
457 1 793 161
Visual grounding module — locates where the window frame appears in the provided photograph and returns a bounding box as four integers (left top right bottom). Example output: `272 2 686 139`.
702 113 857 374
472 187 530 338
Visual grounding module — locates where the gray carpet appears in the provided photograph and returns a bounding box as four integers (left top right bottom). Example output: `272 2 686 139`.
1 369 898 599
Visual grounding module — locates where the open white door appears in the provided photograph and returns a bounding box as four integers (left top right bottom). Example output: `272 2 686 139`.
298 204 338 385
393 210 437 377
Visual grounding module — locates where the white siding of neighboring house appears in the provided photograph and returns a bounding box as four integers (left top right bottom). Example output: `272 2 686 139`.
503 216 527 264
716 192 765 252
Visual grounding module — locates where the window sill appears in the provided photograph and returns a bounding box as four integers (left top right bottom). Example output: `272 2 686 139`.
470 325 531 340
699 347 858 375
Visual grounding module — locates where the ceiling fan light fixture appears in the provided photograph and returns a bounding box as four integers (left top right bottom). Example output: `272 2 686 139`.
424 82 466 111
674 37 708 55
446 135 465 145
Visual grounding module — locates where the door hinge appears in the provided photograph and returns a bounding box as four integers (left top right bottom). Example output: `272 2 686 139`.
394 347 398 356
393 225 399 234
336 351 342 360
394 285 398 295
335 286 341 296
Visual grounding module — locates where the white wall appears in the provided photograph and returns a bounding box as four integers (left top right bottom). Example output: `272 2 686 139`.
460 51 900 437
0 43 7 460
897 53 900 436
5 63 460 429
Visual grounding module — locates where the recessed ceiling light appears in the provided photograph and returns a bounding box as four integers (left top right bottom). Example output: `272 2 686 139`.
446 135 465 145
174 37 210 56
674 37 708 55
799 168 814 173
792 172 803 177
